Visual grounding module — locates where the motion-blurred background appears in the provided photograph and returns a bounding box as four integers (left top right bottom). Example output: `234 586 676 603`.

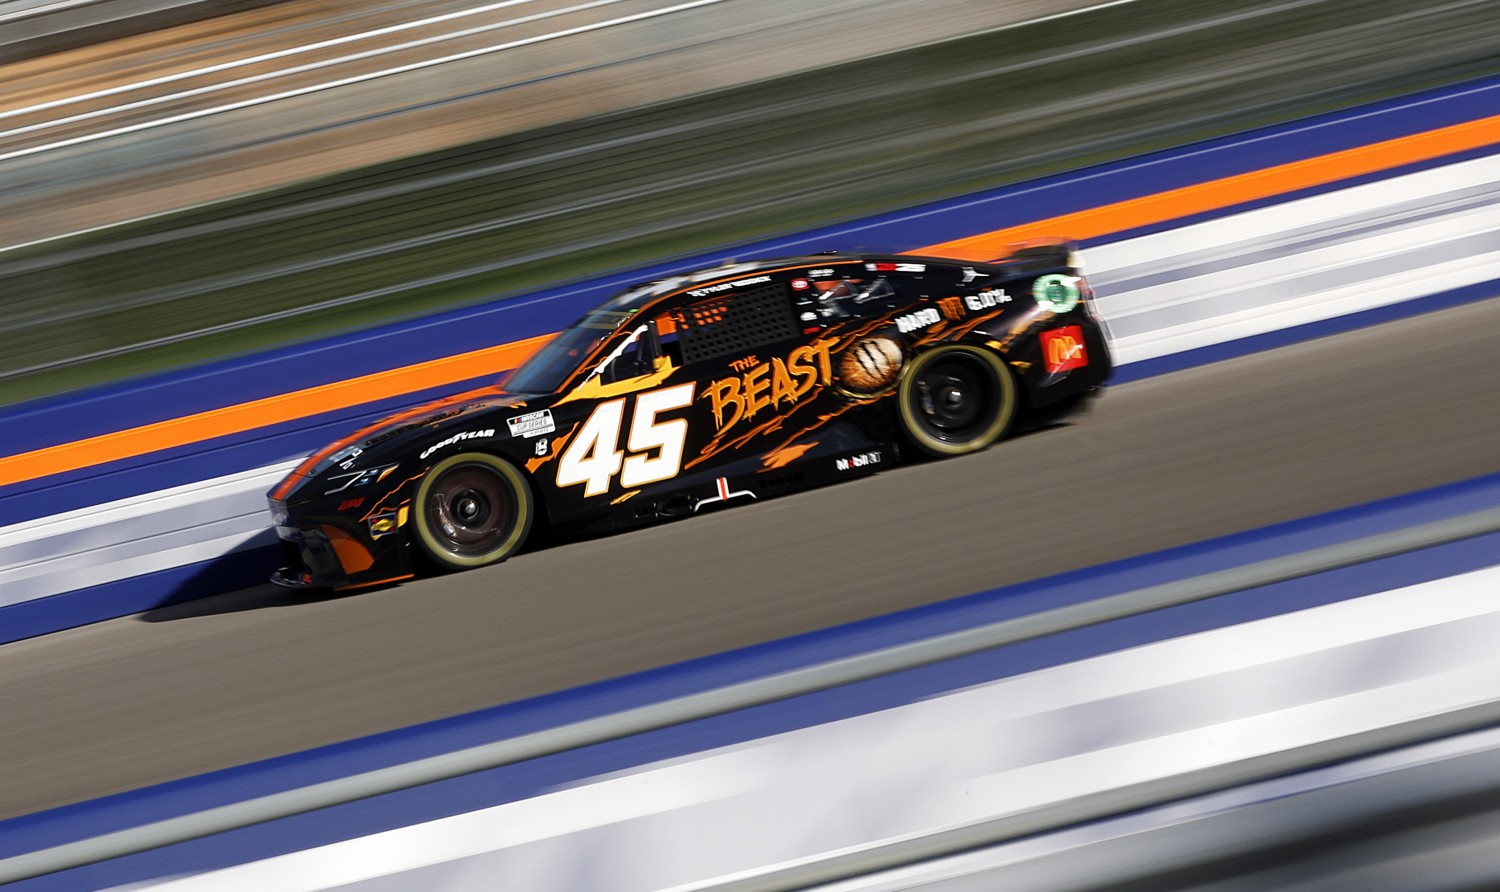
2 0 1495 406
5 2 1500 889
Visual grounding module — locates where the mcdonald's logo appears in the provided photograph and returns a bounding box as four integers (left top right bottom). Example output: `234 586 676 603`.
1040 325 1088 374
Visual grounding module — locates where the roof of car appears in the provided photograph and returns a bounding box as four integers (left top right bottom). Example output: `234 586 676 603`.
596 254 872 314
593 242 1073 314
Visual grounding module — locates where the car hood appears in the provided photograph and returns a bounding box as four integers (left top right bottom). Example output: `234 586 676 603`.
269 388 532 501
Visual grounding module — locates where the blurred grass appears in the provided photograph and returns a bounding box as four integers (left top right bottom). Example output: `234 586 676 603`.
2 0 1497 408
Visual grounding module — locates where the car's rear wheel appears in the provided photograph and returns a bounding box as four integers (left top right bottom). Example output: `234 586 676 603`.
897 345 1017 457
413 452 533 571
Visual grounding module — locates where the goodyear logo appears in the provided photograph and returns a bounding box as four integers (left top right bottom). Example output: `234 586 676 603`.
420 429 495 460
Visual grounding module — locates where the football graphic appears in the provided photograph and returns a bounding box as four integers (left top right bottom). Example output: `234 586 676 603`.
838 336 904 395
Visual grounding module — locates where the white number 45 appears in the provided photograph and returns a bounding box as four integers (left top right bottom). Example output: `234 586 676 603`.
555 383 694 496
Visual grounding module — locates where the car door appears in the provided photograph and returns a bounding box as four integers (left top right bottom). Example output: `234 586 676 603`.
538 317 700 518
540 273 852 517
664 274 839 473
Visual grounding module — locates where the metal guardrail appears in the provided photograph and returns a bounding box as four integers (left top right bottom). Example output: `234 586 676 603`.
821 727 1500 891
738 713 1500 892
4 503 1499 883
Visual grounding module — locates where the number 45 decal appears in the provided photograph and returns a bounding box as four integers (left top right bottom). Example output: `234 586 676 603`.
556 383 694 496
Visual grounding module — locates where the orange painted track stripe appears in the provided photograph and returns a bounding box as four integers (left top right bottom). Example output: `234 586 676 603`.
917 114 1500 260
6 115 1500 492
0 335 550 488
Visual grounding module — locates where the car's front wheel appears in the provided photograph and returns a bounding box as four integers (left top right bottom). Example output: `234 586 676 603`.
896 345 1017 458
412 452 534 572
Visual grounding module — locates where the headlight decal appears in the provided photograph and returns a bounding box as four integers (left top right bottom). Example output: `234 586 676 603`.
323 463 400 495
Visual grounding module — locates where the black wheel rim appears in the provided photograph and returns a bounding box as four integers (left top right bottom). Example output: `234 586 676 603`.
913 356 997 443
425 464 515 557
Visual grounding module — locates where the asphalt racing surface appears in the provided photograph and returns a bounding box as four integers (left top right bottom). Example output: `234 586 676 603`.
3 296 1500 821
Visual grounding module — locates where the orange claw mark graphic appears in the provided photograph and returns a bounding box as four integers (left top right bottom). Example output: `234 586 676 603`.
689 397 807 470
361 476 425 523
762 441 816 469
748 403 861 472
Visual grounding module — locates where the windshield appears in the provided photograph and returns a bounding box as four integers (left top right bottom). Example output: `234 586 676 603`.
503 310 635 394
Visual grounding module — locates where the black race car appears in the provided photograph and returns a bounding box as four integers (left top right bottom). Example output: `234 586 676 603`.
268 243 1112 588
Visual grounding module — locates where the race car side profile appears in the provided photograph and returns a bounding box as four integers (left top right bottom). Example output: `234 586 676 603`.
267 243 1112 589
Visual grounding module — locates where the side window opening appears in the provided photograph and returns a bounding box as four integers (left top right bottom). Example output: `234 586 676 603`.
596 323 659 384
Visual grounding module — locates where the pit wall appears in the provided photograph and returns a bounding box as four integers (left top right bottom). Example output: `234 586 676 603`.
0 75 1497 644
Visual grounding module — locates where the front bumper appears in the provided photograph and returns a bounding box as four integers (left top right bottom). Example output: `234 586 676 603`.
270 524 350 589
268 494 417 589
269 565 335 590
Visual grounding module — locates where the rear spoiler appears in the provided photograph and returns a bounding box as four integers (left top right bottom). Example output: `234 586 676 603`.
986 238 1080 274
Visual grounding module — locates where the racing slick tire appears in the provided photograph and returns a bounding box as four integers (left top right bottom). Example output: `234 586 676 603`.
897 345 1017 458
413 452 534 572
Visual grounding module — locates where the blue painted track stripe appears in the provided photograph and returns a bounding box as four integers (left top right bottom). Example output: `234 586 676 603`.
10 527 1500 890
4 468 1500 863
